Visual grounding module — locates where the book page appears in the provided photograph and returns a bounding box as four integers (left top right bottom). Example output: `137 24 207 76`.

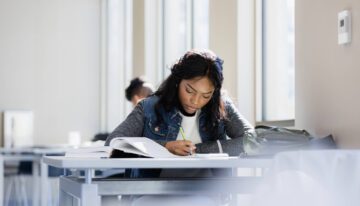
191 153 229 159
110 139 149 157
65 146 112 158
66 146 112 154
110 137 178 158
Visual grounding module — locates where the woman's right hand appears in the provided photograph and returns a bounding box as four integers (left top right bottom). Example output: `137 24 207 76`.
165 140 196 156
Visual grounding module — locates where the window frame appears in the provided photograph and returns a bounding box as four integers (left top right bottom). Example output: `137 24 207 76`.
255 0 295 127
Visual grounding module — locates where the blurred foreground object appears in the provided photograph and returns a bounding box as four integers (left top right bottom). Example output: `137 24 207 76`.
253 150 360 206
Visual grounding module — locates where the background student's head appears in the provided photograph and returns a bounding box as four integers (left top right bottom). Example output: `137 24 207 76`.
125 77 154 106
155 49 224 132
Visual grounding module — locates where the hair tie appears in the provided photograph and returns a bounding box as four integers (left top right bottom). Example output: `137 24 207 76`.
214 57 224 74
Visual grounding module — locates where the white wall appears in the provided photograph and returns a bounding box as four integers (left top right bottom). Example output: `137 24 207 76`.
0 0 101 145
296 0 360 148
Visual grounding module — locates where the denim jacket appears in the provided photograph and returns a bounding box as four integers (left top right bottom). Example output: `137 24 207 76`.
105 95 255 177
142 95 228 143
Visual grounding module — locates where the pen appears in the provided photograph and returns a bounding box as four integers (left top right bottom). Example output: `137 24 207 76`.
179 127 186 140
179 127 192 155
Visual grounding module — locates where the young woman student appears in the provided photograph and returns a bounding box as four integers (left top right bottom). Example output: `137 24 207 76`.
105 49 255 205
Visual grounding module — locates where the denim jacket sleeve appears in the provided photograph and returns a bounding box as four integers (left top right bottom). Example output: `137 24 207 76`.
195 99 256 156
105 103 145 146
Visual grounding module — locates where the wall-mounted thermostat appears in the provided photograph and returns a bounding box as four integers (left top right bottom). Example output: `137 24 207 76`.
338 10 351 45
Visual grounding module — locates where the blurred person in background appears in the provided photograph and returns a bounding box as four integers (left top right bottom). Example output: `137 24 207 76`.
93 76 154 142
125 76 154 106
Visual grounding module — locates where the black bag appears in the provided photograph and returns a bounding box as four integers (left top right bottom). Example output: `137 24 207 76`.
249 125 336 157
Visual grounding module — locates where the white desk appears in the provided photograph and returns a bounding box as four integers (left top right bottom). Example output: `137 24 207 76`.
0 147 68 206
44 156 273 206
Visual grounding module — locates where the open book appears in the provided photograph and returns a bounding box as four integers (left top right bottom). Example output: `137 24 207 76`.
65 137 178 158
65 137 229 158
109 137 178 158
65 146 113 158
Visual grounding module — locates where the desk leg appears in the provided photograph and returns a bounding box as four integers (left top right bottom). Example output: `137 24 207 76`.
0 156 4 206
33 159 40 206
84 169 92 184
230 167 237 206
40 159 48 206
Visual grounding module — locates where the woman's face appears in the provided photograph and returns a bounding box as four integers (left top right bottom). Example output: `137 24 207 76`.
178 76 215 114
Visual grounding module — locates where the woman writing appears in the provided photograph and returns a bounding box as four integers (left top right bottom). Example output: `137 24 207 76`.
105 49 255 179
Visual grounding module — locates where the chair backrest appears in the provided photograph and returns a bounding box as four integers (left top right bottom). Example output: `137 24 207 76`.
253 150 360 206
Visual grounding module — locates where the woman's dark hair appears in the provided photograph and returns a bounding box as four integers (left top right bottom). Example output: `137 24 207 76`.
125 77 154 101
154 49 225 138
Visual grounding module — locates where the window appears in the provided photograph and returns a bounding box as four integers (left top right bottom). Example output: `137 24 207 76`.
103 0 210 132
257 0 295 122
162 0 209 78
101 0 133 132
193 0 209 49
163 0 188 77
